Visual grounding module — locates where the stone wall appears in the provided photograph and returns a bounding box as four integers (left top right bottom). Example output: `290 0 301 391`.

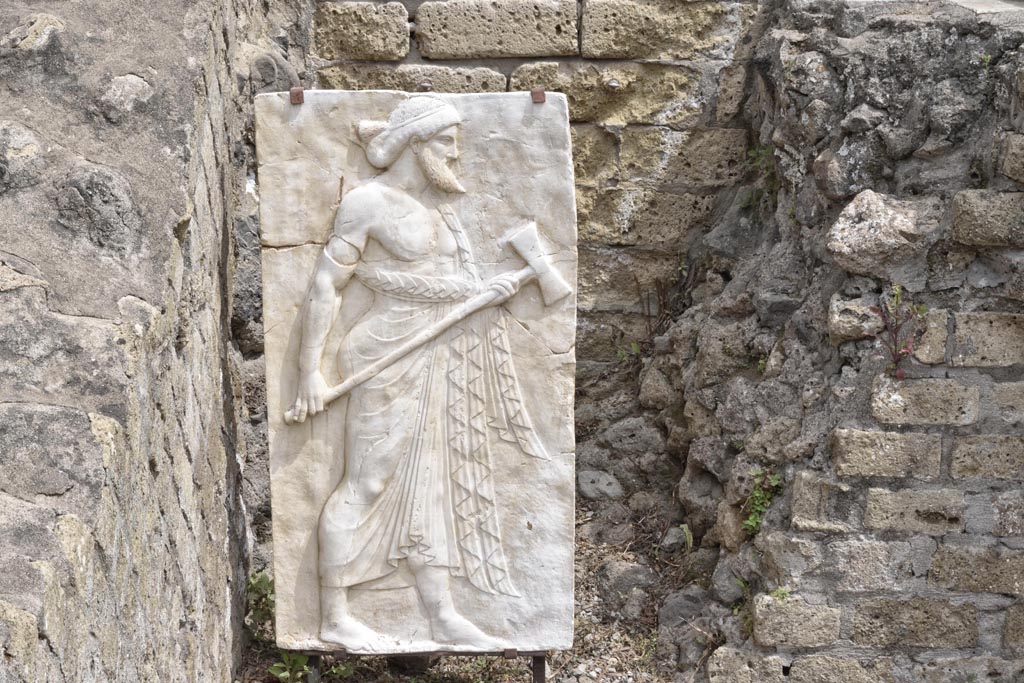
0 0 308 680
696 1 1024 680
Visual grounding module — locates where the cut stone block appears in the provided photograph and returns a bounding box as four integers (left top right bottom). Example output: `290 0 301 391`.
416 0 577 59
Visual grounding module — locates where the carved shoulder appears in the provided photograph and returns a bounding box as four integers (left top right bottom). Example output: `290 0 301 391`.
329 183 384 257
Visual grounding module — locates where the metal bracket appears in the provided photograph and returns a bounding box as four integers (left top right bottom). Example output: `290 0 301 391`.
530 87 546 104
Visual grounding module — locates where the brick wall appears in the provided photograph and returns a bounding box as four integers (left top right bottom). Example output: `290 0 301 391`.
307 0 758 370
719 2 1024 680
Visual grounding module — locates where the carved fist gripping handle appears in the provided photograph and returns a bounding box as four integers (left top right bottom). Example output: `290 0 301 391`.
283 222 570 425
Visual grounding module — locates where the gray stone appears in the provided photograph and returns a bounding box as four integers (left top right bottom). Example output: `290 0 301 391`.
951 313 1024 367
0 404 105 523
831 428 942 479
0 13 64 51
952 436 1024 480
708 647 786 683
791 471 852 533
658 525 690 553
864 488 965 535
952 190 1024 247
577 470 625 500
596 559 656 613
840 104 887 133
914 308 948 364
54 162 141 255
826 190 940 289
871 376 980 426
758 531 823 585
99 74 154 122
827 293 883 344
1001 133 1024 184
853 598 978 648
789 655 895 683
935 546 1024 599
0 121 45 194
600 416 666 456
658 585 708 628
753 594 841 648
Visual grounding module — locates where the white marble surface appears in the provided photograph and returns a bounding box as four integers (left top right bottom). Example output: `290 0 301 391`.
255 91 576 654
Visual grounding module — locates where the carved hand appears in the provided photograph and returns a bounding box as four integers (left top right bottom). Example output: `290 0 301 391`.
485 272 521 304
292 369 331 423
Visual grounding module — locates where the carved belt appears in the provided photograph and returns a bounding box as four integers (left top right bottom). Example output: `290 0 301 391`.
354 264 478 302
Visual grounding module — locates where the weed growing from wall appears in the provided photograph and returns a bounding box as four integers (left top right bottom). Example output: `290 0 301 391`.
871 284 926 379
742 469 782 536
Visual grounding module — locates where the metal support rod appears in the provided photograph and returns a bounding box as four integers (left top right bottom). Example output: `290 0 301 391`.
308 654 322 683
532 655 545 683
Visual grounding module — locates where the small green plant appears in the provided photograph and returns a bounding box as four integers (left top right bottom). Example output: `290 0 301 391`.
981 53 992 68
270 651 310 682
731 578 749 615
615 340 643 363
731 577 755 636
747 144 774 172
742 469 783 536
756 355 768 375
769 586 790 600
680 523 694 555
870 284 927 379
246 571 275 641
636 630 659 662
742 145 780 213
325 660 355 680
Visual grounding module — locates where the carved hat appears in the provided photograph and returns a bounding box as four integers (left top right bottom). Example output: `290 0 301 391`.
357 96 462 169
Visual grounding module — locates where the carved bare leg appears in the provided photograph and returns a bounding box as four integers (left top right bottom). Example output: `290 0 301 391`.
319 585 386 652
407 555 504 649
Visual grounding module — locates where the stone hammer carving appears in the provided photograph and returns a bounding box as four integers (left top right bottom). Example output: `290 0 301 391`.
284 221 570 425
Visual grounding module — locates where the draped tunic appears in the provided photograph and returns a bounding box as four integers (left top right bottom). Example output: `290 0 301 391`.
323 202 544 597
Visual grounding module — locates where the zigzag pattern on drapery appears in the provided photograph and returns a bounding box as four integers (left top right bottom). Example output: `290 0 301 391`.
485 313 549 461
446 323 518 596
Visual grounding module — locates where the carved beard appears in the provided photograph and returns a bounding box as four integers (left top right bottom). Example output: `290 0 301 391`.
418 146 466 195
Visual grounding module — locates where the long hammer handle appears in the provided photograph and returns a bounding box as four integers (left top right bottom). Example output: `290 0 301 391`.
283 266 534 425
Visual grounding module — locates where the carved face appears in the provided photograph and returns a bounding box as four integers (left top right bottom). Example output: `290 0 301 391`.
413 125 465 194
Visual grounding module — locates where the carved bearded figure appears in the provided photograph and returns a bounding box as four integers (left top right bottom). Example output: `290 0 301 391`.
289 96 548 652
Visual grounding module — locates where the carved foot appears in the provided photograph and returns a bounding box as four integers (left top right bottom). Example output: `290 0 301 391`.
320 618 389 653
432 612 504 650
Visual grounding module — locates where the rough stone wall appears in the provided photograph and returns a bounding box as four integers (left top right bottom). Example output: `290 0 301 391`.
689 1 1024 680
0 1 308 680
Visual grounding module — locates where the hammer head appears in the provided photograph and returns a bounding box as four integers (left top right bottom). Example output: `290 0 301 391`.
506 222 573 306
